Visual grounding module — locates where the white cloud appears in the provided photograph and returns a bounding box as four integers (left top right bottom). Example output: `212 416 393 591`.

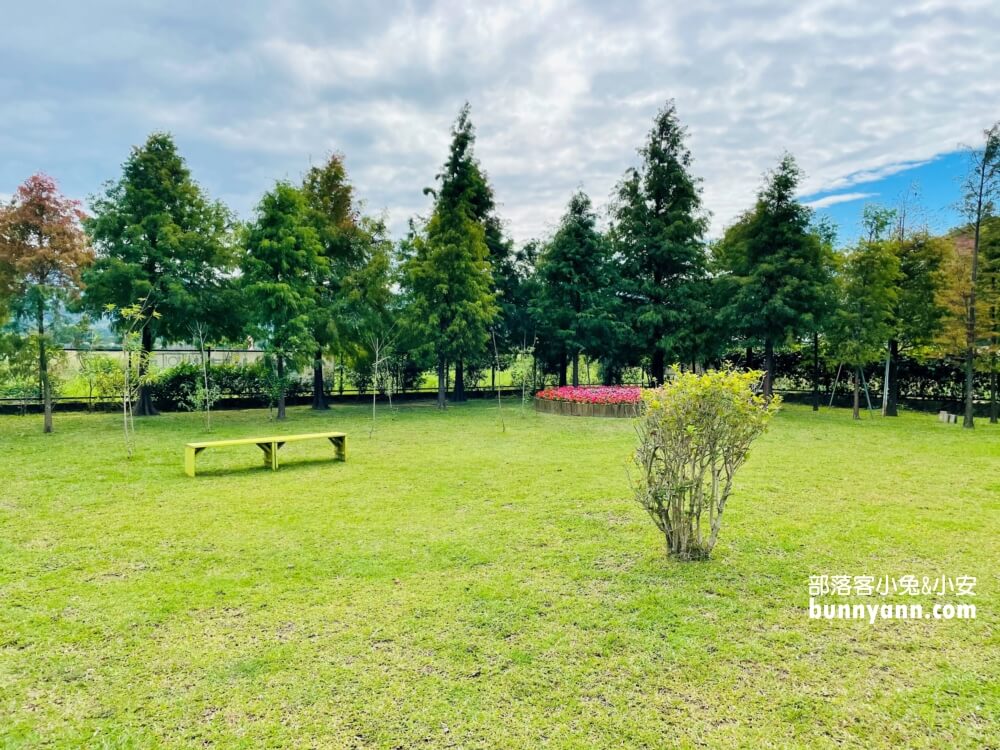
1 0 998 241
804 192 878 209
819 161 934 192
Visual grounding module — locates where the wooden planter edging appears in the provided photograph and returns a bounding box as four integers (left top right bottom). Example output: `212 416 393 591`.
534 398 638 418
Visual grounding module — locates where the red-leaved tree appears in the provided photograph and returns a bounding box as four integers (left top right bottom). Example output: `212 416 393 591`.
0 174 93 433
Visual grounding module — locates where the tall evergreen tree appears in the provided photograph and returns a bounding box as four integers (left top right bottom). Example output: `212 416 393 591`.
301 153 392 409
241 182 325 420
807 215 840 410
534 191 621 386
883 227 949 416
0 174 93 433
611 101 709 385
436 103 512 399
982 217 1000 423
716 154 830 398
939 215 1000 424
82 133 238 415
401 105 498 407
302 153 355 409
957 122 1000 428
401 208 496 409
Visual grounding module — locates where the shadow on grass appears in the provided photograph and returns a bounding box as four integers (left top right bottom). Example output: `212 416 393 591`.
183 456 348 479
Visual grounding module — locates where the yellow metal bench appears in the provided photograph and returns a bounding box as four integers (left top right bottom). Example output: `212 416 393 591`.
184 432 346 477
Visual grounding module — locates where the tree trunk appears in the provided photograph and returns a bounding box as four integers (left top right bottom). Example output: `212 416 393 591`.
992 307 998 423
311 349 328 410
745 346 753 369
37 305 52 433
885 339 900 417
964 173 986 429
571 351 579 386
202 345 212 430
136 324 158 416
990 367 998 424
811 332 820 412
651 349 666 387
276 354 286 420
453 357 466 402
853 368 861 420
963 347 975 429
558 351 567 387
763 338 775 400
436 355 447 409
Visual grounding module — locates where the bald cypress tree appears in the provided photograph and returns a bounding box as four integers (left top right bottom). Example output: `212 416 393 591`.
83 133 237 415
401 105 497 408
958 122 1000 428
435 104 513 399
302 153 391 410
534 192 620 386
242 182 325 420
716 155 830 399
611 101 709 385
0 174 93 433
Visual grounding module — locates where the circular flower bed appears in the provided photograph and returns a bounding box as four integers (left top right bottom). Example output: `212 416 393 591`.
534 386 642 417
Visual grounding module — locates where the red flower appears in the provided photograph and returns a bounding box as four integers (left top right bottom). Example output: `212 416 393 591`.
535 386 642 405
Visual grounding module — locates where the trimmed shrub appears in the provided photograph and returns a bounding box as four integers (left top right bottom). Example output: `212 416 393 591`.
150 360 308 409
631 368 779 560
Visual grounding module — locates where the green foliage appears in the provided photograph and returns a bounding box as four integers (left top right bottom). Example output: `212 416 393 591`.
0 374 37 411
534 192 622 384
0 333 58 413
981 217 1000 374
0 332 66 400
242 182 324 367
77 351 124 404
632 368 780 560
956 122 1000 426
301 154 393 354
175 374 221 420
894 230 950 350
828 229 901 368
610 102 710 382
403 209 496 364
434 104 516 348
508 344 536 406
715 155 835 391
401 109 501 403
149 360 307 408
400 105 501 406
101 300 162 454
83 133 240 345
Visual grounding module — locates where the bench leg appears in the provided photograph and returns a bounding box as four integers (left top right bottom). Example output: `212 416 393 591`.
257 442 275 470
329 436 346 462
185 447 205 477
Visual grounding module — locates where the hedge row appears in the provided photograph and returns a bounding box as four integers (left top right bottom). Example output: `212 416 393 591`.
149 361 309 408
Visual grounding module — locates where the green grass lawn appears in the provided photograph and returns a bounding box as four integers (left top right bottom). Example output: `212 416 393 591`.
0 401 997 748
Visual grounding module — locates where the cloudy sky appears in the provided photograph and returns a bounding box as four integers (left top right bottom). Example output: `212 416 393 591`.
2 0 998 244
